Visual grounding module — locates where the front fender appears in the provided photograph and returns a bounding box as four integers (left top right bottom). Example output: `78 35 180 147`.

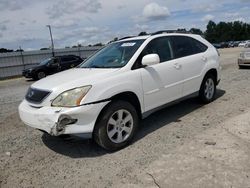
82 70 144 112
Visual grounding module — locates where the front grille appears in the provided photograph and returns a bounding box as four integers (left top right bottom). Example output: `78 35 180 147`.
25 87 51 104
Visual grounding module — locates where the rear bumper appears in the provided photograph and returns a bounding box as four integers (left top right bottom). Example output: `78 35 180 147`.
18 100 109 137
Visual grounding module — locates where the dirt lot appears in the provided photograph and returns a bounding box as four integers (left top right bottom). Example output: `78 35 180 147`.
1 47 250 188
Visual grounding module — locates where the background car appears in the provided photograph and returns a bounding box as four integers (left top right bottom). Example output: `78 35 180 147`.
220 42 229 48
238 49 250 68
22 55 83 80
232 41 241 47
244 41 250 48
239 41 248 47
212 43 222 49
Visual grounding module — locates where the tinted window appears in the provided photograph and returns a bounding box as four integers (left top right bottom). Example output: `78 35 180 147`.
61 57 76 62
135 37 173 65
171 36 194 58
171 36 207 59
191 38 208 53
145 37 173 63
132 37 173 69
39 58 52 65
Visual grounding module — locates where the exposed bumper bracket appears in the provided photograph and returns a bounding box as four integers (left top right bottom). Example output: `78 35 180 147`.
50 115 78 136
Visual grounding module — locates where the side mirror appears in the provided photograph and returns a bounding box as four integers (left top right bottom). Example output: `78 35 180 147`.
142 54 160 67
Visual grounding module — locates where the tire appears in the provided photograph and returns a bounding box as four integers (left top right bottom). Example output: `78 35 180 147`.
199 74 216 104
93 100 139 151
36 71 46 80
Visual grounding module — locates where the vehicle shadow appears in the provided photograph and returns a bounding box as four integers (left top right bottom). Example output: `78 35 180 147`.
42 89 226 158
42 133 106 157
135 89 225 142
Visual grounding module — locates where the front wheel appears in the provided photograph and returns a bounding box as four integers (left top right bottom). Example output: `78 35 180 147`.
36 71 46 80
199 74 216 104
93 100 139 151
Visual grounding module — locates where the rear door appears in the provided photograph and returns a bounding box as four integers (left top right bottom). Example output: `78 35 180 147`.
47 58 60 74
139 37 183 112
170 36 208 96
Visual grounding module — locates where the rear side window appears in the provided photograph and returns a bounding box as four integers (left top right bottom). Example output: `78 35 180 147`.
191 38 208 53
132 37 173 69
61 57 77 62
171 36 207 59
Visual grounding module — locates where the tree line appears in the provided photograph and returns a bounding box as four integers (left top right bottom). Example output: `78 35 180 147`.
205 20 250 43
137 21 250 43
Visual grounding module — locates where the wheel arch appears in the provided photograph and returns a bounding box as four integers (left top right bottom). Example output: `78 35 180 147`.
109 92 142 118
201 68 218 88
92 91 142 138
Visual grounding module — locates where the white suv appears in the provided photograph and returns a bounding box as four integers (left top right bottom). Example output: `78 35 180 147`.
19 32 221 150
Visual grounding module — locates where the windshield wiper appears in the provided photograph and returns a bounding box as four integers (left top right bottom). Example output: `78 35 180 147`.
91 65 106 68
81 65 122 69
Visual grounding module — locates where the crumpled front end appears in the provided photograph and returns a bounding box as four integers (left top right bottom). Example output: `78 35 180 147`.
18 100 108 137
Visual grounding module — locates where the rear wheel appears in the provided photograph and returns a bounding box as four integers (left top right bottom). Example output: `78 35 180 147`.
93 100 139 151
199 74 216 104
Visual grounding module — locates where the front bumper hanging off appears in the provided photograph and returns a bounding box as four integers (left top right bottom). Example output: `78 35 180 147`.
18 100 109 137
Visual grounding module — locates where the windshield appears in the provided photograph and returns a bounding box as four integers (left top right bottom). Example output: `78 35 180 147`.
39 58 53 65
80 40 145 68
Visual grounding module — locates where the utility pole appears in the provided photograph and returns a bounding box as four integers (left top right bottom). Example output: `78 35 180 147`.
46 25 55 57
19 46 25 69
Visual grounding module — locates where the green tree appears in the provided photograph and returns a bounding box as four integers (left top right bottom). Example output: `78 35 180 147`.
205 20 217 43
138 31 148 36
0 48 14 53
205 20 250 43
189 28 203 35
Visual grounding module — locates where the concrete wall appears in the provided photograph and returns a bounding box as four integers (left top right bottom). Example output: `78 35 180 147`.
0 46 101 79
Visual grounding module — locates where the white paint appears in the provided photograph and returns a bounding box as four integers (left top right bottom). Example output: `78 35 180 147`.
19 33 221 137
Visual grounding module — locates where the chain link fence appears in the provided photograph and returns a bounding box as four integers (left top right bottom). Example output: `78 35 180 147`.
0 46 101 79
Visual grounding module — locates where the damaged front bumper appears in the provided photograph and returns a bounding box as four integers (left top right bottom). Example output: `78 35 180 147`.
18 100 108 137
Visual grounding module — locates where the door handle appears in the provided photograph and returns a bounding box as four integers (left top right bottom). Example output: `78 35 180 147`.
174 63 181 70
202 56 207 62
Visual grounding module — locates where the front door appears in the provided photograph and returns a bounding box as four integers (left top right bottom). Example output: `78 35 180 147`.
139 37 183 112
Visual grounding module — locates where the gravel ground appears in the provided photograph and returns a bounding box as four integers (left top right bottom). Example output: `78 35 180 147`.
1 47 250 188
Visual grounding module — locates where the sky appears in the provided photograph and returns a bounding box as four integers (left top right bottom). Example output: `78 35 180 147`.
0 0 250 50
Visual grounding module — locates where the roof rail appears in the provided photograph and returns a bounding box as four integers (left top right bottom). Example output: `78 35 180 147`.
119 36 136 40
151 30 190 35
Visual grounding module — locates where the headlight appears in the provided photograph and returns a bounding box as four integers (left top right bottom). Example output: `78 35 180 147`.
52 86 91 107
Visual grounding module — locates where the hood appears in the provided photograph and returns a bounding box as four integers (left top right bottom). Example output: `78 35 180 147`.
23 63 42 71
31 68 119 91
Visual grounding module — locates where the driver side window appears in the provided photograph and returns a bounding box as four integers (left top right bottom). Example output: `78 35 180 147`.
49 58 59 67
133 37 173 69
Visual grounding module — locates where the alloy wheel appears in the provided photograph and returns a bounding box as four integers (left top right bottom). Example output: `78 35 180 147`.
107 109 134 144
204 78 215 100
